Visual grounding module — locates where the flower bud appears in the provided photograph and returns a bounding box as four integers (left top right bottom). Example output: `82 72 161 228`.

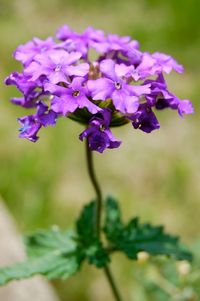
177 260 191 276
137 251 150 264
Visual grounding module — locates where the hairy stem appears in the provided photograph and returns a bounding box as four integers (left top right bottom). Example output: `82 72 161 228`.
85 140 123 301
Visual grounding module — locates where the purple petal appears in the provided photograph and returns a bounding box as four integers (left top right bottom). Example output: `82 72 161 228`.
51 96 78 115
63 51 82 65
104 129 121 149
178 100 194 116
44 82 68 96
18 116 41 142
130 105 160 133
38 110 57 126
79 108 121 152
24 61 45 81
79 127 94 141
128 84 151 96
112 90 139 114
67 63 89 77
115 64 132 78
100 59 117 81
88 130 110 153
70 77 85 90
56 25 74 41
77 95 101 114
36 101 48 115
14 37 56 67
124 46 142 65
152 52 184 74
87 78 114 100
48 71 69 84
136 53 156 78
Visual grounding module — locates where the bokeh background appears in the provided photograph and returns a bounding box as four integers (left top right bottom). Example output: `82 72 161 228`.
0 0 200 300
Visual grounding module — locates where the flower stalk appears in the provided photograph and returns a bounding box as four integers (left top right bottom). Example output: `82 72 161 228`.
85 137 102 237
85 139 122 301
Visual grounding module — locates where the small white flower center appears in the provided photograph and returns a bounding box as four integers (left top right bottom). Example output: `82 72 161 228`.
115 82 121 90
55 64 62 72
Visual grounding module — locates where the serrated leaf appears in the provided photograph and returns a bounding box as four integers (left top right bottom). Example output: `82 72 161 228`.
0 228 82 285
104 195 123 241
76 201 96 245
104 197 192 261
25 228 76 257
76 201 109 267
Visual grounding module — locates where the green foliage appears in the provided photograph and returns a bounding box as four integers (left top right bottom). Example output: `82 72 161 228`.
0 198 193 287
104 196 192 261
0 201 110 285
76 201 110 267
76 202 96 244
0 228 82 285
25 228 76 257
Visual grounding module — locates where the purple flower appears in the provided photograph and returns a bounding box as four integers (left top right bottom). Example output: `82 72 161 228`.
91 33 131 55
18 102 57 142
178 100 194 117
6 25 193 151
36 101 57 127
56 25 106 58
145 74 194 116
152 52 184 74
5 72 43 107
88 59 150 114
129 104 160 133
124 53 158 81
123 45 142 65
119 52 184 81
45 77 101 115
18 115 41 142
24 50 87 83
14 37 56 66
79 109 121 153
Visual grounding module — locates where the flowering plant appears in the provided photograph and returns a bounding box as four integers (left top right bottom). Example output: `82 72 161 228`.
0 25 194 300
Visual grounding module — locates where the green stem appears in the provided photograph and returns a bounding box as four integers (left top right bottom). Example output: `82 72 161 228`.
85 139 123 301
85 138 102 237
104 265 122 301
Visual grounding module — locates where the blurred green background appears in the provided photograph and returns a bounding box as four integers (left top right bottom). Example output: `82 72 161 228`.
0 0 200 300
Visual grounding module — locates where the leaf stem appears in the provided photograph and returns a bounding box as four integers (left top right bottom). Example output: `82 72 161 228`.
85 140 123 301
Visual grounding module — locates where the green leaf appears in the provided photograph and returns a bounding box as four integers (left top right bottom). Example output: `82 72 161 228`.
104 196 192 261
0 228 82 285
76 201 96 245
85 242 109 268
76 201 109 267
104 195 123 241
25 228 76 257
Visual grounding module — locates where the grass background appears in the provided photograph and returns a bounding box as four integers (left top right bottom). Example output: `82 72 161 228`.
0 0 200 300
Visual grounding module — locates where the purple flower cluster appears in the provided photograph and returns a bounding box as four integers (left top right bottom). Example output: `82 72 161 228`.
5 25 193 152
